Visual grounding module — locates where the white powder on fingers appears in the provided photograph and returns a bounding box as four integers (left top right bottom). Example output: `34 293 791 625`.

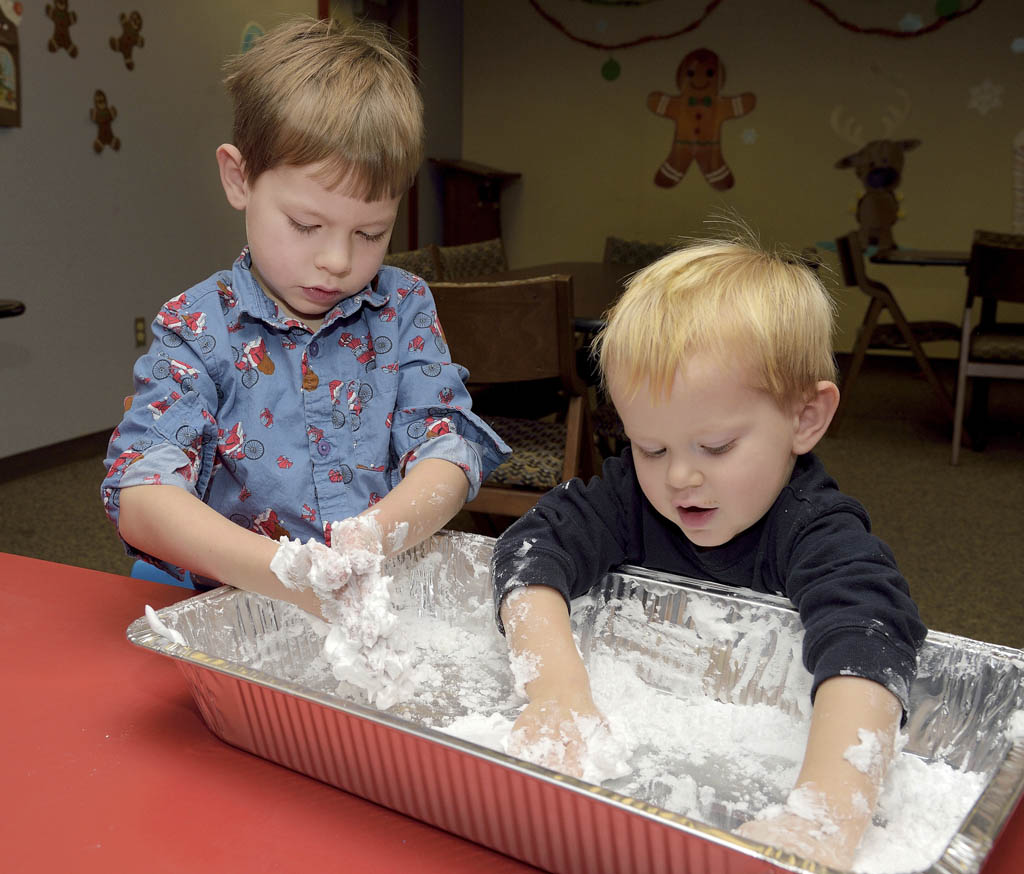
783 786 839 841
574 712 633 783
784 786 830 822
269 536 312 591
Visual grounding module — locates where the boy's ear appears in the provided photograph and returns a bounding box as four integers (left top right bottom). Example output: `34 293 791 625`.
216 144 249 211
792 381 840 455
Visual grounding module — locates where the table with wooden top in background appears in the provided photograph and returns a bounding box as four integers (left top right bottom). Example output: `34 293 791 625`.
871 246 996 324
870 248 970 268
4 552 1022 873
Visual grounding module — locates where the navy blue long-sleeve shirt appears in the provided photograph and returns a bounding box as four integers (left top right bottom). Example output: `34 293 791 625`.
491 450 926 710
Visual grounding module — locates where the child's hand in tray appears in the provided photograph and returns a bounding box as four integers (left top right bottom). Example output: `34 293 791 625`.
270 537 358 596
500 586 630 782
328 515 384 579
269 516 384 598
507 691 605 778
735 806 855 870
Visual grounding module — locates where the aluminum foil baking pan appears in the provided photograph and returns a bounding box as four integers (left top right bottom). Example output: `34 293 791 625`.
126 531 1024 874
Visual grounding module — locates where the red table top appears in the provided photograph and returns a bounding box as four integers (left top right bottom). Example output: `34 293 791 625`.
1 553 539 874
2 551 1021 874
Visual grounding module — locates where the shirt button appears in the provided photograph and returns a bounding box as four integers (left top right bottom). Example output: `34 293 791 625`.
317 439 331 457
309 341 320 357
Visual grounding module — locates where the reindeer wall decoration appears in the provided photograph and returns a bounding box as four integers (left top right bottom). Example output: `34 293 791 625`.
832 86 920 251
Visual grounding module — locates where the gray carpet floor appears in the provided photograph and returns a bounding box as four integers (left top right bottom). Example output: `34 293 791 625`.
2 355 1021 649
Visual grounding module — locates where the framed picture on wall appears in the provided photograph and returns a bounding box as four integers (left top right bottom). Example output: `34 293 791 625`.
0 0 21 127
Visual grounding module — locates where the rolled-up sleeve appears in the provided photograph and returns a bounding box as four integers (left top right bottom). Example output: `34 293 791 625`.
102 306 222 549
387 281 510 498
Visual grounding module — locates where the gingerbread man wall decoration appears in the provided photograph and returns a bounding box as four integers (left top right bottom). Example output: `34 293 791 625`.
90 89 120 153
110 10 144 71
45 0 77 58
647 48 756 190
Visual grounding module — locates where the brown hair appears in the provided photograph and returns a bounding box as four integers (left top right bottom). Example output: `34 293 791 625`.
223 16 423 200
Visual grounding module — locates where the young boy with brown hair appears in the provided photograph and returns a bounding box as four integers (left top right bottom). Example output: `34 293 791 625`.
491 236 926 868
103 17 507 616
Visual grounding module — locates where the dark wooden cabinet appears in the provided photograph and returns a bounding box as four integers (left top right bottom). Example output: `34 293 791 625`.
429 158 520 246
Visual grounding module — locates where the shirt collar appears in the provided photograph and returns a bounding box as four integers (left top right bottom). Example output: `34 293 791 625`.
229 248 392 332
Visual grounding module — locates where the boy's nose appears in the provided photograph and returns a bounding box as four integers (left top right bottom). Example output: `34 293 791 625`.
315 239 352 276
666 454 703 490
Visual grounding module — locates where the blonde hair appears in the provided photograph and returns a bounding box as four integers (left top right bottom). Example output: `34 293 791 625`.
223 16 423 200
594 235 837 408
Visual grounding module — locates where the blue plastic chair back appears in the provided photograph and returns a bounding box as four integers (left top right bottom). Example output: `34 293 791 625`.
130 559 195 589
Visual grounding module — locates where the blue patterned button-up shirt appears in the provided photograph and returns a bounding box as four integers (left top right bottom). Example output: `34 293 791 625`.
103 249 509 576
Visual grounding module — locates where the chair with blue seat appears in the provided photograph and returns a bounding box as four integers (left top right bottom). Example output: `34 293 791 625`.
130 558 196 589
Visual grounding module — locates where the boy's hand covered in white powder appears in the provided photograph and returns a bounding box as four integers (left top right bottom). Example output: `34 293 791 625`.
270 537 353 594
507 693 629 784
736 800 851 870
269 515 384 617
329 515 385 566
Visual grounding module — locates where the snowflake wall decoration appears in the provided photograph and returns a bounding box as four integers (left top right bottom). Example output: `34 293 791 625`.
968 79 1003 116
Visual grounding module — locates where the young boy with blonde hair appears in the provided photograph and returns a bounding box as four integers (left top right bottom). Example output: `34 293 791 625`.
491 237 925 868
103 17 507 616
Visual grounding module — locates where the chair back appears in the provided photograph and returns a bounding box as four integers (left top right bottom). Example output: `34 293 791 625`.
430 276 584 394
383 245 443 282
834 232 861 287
435 238 508 281
966 231 1024 307
430 275 594 515
603 235 674 273
951 231 1024 463
834 231 900 305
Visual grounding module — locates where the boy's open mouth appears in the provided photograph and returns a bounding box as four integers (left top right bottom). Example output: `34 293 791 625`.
677 505 716 526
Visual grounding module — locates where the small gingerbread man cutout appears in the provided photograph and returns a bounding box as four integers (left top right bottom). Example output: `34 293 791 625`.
45 0 78 58
647 48 756 190
91 89 120 153
109 10 144 71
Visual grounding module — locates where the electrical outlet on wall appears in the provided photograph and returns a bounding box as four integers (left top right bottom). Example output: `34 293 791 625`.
134 317 147 347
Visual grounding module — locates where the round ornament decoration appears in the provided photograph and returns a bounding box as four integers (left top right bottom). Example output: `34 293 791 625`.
241 21 264 54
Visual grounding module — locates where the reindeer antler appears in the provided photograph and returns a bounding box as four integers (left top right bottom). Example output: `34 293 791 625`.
830 105 865 148
881 88 912 138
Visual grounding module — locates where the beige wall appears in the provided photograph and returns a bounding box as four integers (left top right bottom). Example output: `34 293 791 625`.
461 0 1024 353
0 2 461 458
0 2 312 458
